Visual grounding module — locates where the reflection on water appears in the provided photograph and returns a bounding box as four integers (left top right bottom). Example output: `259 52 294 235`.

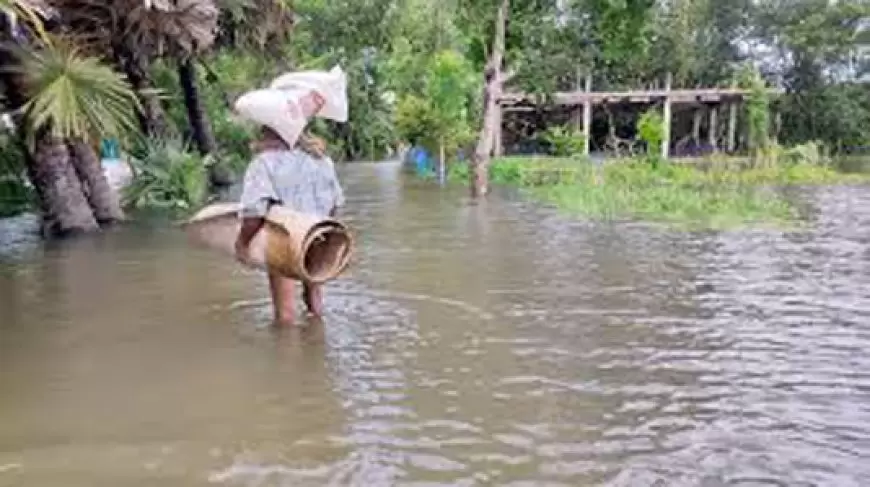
2 162 870 486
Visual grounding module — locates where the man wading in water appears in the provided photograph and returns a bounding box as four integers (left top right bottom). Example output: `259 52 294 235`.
234 92 345 326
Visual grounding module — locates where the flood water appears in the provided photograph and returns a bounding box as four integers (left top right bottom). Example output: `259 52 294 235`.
2 161 870 486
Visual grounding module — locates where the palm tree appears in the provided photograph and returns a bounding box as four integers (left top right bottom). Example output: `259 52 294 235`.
1 34 139 234
122 0 219 154
50 0 219 151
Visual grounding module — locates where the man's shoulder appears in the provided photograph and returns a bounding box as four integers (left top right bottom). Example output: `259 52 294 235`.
250 150 290 167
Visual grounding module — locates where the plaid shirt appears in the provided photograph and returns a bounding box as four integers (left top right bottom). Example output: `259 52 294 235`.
239 149 345 219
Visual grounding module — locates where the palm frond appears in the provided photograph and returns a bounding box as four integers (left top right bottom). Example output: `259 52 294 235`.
47 0 218 60
125 0 219 58
5 37 140 139
216 0 293 49
0 0 52 42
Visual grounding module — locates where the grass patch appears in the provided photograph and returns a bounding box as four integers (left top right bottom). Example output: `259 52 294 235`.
529 180 796 230
444 154 870 230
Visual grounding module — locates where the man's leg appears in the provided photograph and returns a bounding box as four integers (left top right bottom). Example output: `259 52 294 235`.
302 282 324 317
268 271 296 326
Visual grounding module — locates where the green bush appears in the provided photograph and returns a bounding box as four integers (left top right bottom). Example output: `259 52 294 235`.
395 94 437 147
542 125 586 157
123 137 209 212
0 134 33 217
637 109 665 165
394 49 476 158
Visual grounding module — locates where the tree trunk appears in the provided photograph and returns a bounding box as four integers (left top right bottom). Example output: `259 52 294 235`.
0 27 97 236
470 0 509 198
68 138 125 224
125 55 169 138
177 58 216 154
32 133 99 236
110 29 168 139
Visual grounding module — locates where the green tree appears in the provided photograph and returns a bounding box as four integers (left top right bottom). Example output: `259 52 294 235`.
291 0 402 160
1 36 139 234
395 49 476 173
754 0 870 150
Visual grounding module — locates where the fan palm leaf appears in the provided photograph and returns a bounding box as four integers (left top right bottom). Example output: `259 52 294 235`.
216 0 293 50
46 0 218 60
4 37 140 139
126 0 219 58
0 0 51 42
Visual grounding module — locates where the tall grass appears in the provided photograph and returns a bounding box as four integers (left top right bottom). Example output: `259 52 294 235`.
443 147 868 229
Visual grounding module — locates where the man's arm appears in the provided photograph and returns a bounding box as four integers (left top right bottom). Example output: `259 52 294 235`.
235 217 265 263
237 217 265 247
235 155 274 263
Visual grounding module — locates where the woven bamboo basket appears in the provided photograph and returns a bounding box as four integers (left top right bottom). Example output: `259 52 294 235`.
184 203 353 284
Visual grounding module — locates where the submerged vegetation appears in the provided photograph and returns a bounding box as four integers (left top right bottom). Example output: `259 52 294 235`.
446 147 868 229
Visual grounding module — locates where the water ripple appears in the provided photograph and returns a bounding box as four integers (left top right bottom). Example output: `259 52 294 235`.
3 165 870 485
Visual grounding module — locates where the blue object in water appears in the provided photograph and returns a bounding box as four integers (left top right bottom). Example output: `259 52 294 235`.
410 146 431 176
100 138 120 160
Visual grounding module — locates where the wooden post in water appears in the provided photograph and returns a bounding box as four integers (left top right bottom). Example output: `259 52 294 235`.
493 102 503 157
661 72 672 159
583 73 593 157
773 110 782 145
438 138 446 185
572 68 583 132
708 105 718 153
692 108 702 145
727 82 738 153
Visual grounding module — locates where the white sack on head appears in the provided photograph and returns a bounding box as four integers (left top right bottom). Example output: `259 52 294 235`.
270 65 348 123
233 88 308 147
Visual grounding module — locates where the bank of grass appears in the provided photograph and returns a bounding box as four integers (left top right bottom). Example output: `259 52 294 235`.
446 152 869 229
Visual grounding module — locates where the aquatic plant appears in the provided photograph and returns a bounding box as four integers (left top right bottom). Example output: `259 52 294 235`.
443 154 869 229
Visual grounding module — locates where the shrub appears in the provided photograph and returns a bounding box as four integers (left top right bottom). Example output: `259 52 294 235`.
0 133 33 217
124 137 209 212
542 125 586 157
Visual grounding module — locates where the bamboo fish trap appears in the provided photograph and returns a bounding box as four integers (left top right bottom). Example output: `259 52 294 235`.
184 203 353 284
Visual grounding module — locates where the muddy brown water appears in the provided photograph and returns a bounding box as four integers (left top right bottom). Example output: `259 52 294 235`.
2 161 870 486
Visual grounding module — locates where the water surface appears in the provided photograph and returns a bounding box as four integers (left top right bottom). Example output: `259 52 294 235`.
2 162 870 486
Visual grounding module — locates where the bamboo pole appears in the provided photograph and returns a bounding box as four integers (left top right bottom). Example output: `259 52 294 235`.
583 73 593 157
727 81 737 152
692 109 702 144
493 103 503 157
573 68 583 132
661 72 672 159
708 105 718 152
